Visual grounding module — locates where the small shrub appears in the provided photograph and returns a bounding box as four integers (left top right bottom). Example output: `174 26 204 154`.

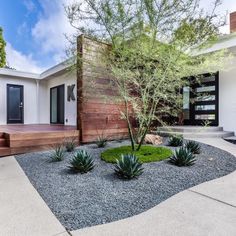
68 150 95 173
50 144 65 162
96 135 107 148
114 154 144 179
169 147 196 167
64 137 77 152
185 140 201 154
168 135 183 147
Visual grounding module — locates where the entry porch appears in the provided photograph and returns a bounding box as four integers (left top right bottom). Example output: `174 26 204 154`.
0 124 79 157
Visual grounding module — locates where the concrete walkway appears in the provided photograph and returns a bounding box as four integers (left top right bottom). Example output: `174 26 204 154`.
1 138 236 236
71 138 236 236
0 156 69 236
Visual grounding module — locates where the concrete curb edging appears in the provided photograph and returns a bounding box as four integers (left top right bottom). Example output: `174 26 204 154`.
0 156 69 236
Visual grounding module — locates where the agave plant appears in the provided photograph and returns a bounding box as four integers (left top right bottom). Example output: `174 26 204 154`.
96 135 107 148
169 147 196 167
114 154 144 179
168 135 183 147
68 150 94 173
185 140 201 154
50 144 65 162
64 137 77 152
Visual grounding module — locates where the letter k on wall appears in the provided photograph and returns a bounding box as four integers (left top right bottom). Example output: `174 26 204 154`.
67 84 76 101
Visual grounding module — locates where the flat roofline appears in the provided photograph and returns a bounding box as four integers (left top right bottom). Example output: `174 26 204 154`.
0 68 40 79
0 58 75 80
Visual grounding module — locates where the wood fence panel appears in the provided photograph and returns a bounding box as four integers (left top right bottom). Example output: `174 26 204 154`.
77 35 129 142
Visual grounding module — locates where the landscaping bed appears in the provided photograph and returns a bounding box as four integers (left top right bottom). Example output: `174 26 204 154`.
16 140 236 231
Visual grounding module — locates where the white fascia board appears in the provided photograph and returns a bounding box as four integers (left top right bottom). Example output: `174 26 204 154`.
195 34 236 55
39 60 71 79
0 59 74 81
0 68 40 79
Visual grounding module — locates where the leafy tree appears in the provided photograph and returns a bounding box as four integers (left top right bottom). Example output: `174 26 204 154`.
0 27 6 68
66 0 230 151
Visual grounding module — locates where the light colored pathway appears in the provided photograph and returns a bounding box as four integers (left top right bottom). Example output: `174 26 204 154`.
71 138 236 236
0 156 69 236
1 138 236 236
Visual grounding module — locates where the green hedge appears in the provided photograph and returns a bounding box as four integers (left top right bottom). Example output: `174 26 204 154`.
101 145 173 163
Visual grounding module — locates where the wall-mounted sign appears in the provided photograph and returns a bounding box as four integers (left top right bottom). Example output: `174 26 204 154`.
67 84 76 101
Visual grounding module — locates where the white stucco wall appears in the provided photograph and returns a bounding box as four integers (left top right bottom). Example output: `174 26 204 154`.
39 70 77 126
0 69 77 126
0 75 38 125
219 55 236 134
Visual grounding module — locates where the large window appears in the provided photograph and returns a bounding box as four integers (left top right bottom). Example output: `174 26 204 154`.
50 85 65 124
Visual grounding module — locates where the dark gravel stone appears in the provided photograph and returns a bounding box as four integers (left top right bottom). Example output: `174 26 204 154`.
16 140 236 231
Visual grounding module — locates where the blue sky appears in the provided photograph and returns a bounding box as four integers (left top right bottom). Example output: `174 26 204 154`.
0 0 235 73
0 0 75 73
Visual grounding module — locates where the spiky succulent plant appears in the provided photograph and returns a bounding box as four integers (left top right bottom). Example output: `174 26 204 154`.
114 154 144 179
64 137 77 152
68 150 94 173
169 147 196 167
185 140 201 154
168 135 183 147
50 144 65 162
96 136 107 148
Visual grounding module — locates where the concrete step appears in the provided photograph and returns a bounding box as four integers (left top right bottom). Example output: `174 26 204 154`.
157 126 223 133
224 136 236 141
154 130 234 139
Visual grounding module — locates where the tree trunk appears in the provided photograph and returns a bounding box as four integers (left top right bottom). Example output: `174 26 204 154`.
136 126 149 151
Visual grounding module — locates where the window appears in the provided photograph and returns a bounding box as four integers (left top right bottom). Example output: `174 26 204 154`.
195 105 215 111
196 86 215 93
183 86 190 119
196 94 215 102
201 76 215 83
195 114 215 120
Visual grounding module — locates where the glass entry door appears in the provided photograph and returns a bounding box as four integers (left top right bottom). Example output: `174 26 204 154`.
7 84 24 124
183 72 219 126
50 85 65 124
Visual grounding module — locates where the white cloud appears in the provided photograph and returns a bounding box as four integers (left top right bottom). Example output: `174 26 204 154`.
17 22 29 35
5 42 46 73
31 0 76 63
23 0 36 13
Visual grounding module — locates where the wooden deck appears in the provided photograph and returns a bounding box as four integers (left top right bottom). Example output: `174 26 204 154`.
0 124 79 157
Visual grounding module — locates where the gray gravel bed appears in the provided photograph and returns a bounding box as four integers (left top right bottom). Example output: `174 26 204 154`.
16 140 236 231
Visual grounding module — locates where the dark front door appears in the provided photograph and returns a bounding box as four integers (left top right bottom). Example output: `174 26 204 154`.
183 72 219 126
50 85 65 124
7 84 24 124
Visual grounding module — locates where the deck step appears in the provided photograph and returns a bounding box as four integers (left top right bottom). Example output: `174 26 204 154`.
0 147 11 157
0 138 7 147
224 136 236 140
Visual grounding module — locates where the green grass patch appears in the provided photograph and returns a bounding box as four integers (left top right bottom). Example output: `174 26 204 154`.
101 145 173 163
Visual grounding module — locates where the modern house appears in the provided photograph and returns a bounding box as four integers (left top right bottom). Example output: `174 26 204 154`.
0 62 77 126
1 12 236 156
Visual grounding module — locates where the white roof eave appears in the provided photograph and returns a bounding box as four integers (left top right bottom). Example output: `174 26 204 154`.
0 68 40 79
0 59 73 80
